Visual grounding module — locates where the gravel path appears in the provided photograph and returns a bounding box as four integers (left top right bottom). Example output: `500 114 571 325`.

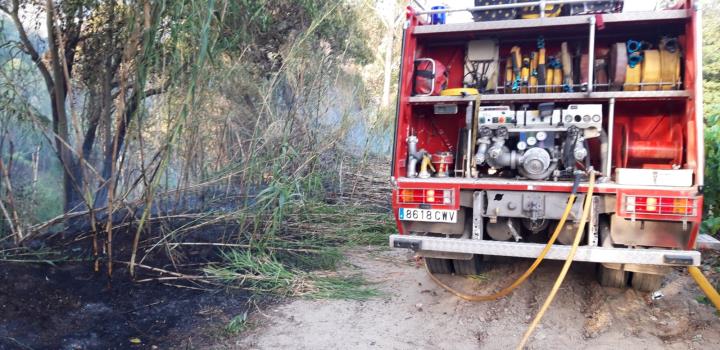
222 249 720 350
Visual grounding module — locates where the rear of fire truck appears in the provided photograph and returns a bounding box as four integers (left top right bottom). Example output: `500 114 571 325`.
389 0 708 292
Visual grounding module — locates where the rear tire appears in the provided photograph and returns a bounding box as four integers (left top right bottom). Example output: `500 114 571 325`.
631 272 664 292
452 255 483 276
425 258 454 274
597 264 629 288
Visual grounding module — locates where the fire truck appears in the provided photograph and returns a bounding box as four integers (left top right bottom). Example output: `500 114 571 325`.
389 0 709 292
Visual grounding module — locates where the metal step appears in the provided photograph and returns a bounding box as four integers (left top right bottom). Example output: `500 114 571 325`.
390 234 700 266
695 234 720 251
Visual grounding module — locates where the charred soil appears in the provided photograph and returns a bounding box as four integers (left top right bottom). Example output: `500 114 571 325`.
0 261 250 350
0 223 253 350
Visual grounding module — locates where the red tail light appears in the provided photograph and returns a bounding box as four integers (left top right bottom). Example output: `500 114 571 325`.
398 189 454 205
624 195 696 216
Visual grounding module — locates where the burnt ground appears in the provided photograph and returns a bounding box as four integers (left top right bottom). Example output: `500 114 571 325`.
0 214 262 349
2 219 718 350
1 247 719 350
0 262 250 350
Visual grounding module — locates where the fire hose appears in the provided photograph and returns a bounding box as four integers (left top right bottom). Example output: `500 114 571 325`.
688 266 720 312
424 172 584 302
425 169 720 348
516 170 595 349
424 170 594 348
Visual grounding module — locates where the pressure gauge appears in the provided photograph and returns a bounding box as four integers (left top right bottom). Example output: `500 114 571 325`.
517 141 528 151
527 137 537 146
536 131 547 141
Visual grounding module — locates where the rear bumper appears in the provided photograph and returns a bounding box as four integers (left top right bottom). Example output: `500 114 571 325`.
389 234 701 266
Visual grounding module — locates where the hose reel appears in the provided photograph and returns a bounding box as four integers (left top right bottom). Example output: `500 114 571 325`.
616 123 684 168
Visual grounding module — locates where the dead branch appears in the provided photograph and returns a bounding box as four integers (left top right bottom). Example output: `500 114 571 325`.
168 242 323 254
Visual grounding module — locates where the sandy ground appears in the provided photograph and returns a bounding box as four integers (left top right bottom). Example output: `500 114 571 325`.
219 248 720 350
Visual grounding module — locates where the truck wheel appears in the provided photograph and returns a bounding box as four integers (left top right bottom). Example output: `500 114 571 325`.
452 255 483 276
597 264 628 288
425 258 454 274
631 272 664 292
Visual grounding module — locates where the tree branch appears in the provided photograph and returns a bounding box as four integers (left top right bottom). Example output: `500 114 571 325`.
2 0 54 93
114 83 169 160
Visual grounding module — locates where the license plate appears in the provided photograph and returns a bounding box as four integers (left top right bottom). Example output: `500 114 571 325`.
398 208 457 223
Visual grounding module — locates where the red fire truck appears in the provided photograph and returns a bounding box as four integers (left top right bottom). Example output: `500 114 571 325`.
389 0 709 292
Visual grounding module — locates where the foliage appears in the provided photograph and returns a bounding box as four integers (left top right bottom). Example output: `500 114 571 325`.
704 2 720 235
703 2 720 117
0 0 389 237
224 311 249 336
1 0 393 305
703 113 720 235
206 249 379 300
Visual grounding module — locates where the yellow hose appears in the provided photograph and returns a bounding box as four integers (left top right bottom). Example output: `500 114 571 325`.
516 171 595 350
425 193 578 301
424 170 720 349
688 266 720 312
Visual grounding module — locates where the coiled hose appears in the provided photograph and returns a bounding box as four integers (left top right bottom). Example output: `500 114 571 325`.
425 173 582 301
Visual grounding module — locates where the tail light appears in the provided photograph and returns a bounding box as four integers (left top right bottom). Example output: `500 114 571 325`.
624 195 697 217
398 188 454 205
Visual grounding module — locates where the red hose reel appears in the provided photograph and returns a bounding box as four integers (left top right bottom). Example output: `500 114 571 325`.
615 121 684 169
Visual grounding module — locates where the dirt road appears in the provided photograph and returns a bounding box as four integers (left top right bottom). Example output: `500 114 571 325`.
226 248 720 350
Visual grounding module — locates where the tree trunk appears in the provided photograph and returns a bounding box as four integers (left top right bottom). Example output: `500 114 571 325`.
380 31 395 108
378 0 400 109
43 0 84 214
95 88 142 209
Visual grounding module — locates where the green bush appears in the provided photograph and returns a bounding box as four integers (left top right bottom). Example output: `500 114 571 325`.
704 113 720 236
